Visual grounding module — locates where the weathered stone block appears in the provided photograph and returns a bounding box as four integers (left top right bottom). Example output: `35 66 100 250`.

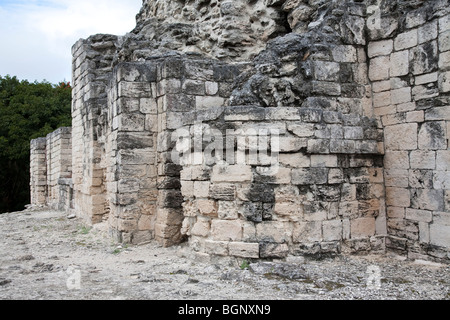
439 30 450 52
394 29 418 51
384 123 418 151
405 208 433 223
368 40 393 58
211 220 242 241
418 121 447 150
211 164 252 183
391 87 411 105
369 56 390 81
386 187 411 207
323 220 343 242
410 150 436 169
351 217 376 238
411 188 444 211
438 71 450 93
436 150 450 170
430 223 450 248
293 221 322 243
256 221 292 243
229 242 260 259
410 41 438 76
204 240 229 256
291 168 328 185
259 243 289 259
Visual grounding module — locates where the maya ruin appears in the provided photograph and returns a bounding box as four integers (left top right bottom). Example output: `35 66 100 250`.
30 0 450 263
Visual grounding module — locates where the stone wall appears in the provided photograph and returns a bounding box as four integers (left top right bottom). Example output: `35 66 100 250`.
30 0 450 262
30 127 72 211
366 1 450 262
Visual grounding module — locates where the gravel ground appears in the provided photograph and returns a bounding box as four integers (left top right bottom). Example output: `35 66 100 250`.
0 208 449 300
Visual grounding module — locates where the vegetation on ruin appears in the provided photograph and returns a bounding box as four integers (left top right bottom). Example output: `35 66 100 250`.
0 75 72 213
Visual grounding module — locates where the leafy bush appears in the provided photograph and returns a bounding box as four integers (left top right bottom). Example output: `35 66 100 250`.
0 75 72 213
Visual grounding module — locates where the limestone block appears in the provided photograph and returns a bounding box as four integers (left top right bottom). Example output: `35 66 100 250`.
373 90 391 108
418 121 447 150
205 81 219 96
291 168 328 185
193 181 210 198
439 30 450 52
410 41 438 75
211 220 242 241
310 155 338 168
228 242 260 259
394 29 418 51
197 199 218 217
204 240 229 256
209 184 236 201
430 223 450 248
368 40 393 58
196 96 225 110
436 150 450 170
439 51 450 70
218 201 239 220
293 221 322 243
409 169 433 189
259 243 289 259
386 187 411 207
181 180 194 198
411 188 444 211
438 71 450 93
328 168 344 184
191 217 211 237
406 111 424 123
287 123 315 137
351 217 376 238
211 164 252 183
255 221 291 244
278 153 310 168
411 150 437 170
384 123 418 151
369 56 390 81
418 21 438 44
182 79 205 96
332 45 357 63
313 61 340 81
434 171 450 189
425 106 450 121
277 137 307 153
329 140 356 154
384 151 409 170
391 87 411 105
405 208 433 223
419 221 430 244
343 126 364 140
322 220 343 242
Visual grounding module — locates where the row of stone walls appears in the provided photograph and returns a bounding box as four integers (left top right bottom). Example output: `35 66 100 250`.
30 127 72 211
367 3 450 262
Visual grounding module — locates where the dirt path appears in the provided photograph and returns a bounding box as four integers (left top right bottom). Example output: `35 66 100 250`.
0 208 449 300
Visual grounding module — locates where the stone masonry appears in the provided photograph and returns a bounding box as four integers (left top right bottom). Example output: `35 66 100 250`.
30 0 450 263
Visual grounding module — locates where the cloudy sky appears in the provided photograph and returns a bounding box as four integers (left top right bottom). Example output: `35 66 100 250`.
0 0 142 84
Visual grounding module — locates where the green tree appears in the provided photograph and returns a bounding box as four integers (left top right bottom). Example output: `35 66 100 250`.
0 75 72 213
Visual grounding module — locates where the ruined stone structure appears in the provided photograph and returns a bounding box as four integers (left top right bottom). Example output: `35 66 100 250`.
30 0 450 263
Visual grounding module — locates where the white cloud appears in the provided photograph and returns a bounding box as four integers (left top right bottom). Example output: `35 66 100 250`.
0 0 142 83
